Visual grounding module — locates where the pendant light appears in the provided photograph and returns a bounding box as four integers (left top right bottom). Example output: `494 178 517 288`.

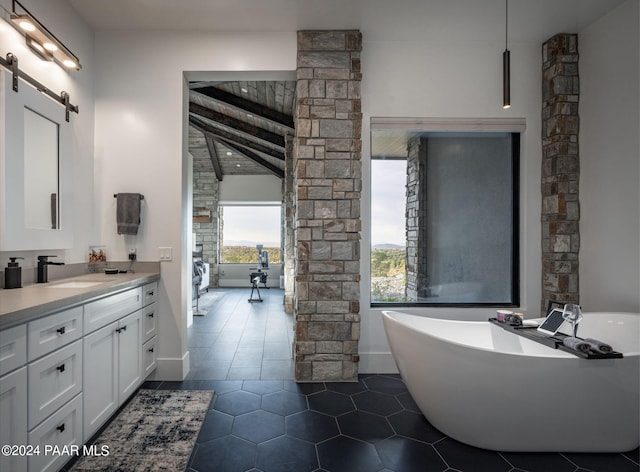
503 0 511 109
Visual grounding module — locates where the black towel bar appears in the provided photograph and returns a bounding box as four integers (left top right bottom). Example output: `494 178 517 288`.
114 194 144 199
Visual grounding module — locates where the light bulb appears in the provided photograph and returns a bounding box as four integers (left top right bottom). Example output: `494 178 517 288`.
19 20 35 31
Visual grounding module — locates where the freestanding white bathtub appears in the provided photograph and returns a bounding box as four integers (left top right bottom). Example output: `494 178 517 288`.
382 310 640 452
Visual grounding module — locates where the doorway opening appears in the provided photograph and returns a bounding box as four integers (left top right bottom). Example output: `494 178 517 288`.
184 71 296 380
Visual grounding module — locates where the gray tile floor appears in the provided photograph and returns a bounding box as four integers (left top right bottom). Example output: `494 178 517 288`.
187 287 294 380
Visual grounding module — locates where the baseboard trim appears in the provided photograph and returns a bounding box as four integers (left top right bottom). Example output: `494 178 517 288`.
151 351 190 381
358 352 399 374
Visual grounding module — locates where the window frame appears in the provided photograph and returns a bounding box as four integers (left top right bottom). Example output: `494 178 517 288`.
369 118 523 308
218 203 283 265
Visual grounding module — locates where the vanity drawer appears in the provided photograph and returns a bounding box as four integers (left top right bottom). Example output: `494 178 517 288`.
142 302 157 343
0 324 27 376
0 367 28 472
28 393 83 472
28 340 83 429
28 306 83 361
84 287 142 334
142 336 157 378
142 281 158 306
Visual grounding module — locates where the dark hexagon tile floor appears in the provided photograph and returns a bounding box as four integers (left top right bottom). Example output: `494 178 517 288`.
139 374 639 472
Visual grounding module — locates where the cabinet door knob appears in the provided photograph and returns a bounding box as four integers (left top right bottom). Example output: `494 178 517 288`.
148 347 154 353
148 291 154 297
56 326 66 335
147 312 154 318
56 424 65 433
121 325 127 332
56 363 65 373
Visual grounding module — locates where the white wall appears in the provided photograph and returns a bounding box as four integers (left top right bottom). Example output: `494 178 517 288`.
218 263 283 288
359 36 544 372
579 0 640 312
93 31 296 379
358 3 639 373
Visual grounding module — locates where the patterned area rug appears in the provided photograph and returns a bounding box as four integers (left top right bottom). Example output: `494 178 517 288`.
70 389 214 471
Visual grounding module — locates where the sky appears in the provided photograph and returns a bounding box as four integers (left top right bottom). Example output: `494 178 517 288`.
370 159 407 247
220 161 407 248
221 205 281 246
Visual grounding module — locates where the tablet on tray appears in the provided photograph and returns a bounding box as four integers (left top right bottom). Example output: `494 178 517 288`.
537 308 566 336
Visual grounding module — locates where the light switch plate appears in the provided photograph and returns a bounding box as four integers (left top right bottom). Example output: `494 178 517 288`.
159 247 172 261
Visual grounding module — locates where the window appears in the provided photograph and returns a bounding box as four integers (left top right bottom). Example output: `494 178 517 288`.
371 127 519 306
219 205 282 264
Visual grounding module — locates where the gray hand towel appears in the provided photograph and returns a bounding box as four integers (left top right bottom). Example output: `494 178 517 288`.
584 338 613 354
562 337 591 353
116 193 141 235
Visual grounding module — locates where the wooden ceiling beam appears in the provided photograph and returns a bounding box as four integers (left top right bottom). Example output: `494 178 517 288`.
205 136 224 181
220 139 284 179
189 116 285 162
190 85 295 132
189 102 285 149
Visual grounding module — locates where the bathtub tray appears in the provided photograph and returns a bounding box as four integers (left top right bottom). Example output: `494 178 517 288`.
489 319 623 359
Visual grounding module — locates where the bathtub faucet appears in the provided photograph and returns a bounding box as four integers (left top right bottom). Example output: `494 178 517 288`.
562 304 583 337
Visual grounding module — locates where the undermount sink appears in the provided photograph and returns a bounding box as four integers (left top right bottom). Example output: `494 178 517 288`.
49 281 105 289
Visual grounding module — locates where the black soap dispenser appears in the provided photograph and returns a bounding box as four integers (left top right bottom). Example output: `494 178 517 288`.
4 257 24 289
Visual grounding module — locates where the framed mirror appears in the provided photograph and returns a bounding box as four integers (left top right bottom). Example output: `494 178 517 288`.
0 70 73 250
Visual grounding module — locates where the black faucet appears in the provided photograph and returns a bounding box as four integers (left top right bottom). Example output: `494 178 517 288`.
37 255 65 283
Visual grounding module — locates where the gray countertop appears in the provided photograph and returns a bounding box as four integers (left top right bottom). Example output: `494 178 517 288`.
0 272 160 329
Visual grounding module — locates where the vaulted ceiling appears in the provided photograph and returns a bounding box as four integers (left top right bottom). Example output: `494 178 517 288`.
188 81 296 180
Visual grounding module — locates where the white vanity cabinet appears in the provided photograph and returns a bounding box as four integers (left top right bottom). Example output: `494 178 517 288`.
0 325 28 472
25 308 84 472
0 324 27 376
0 368 28 471
28 340 83 429
0 275 159 472
27 306 83 361
28 393 83 472
141 281 158 378
0 323 28 472
82 288 143 442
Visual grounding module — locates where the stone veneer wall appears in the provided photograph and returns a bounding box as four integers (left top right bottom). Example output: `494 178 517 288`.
192 168 220 287
405 136 428 301
541 34 580 314
293 30 362 382
283 135 295 313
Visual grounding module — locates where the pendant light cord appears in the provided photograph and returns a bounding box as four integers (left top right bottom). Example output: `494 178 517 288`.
505 0 509 50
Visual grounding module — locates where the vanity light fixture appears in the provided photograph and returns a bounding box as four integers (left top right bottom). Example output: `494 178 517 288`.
10 0 81 70
502 0 511 109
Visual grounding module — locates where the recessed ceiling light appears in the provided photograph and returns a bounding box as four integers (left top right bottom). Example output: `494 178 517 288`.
241 87 248 93
236 164 241 167
247 114 253 118
226 151 232 156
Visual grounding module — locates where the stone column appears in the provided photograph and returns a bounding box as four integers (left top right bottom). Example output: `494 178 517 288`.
283 134 295 313
192 168 220 287
293 30 362 382
541 34 580 314
405 136 430 301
